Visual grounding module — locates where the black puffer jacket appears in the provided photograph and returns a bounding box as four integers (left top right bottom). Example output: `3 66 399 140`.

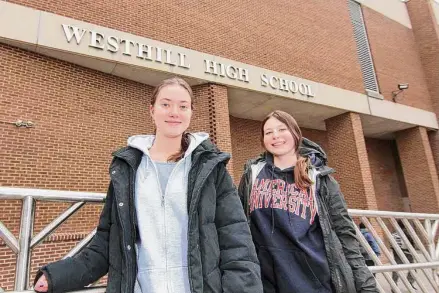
36 140 263 293
238 138 378 293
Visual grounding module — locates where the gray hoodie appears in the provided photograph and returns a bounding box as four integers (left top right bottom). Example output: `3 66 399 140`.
127 132 209 293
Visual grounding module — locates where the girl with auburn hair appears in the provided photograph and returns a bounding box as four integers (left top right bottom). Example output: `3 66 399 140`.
238 110 377 293
34 77 262 293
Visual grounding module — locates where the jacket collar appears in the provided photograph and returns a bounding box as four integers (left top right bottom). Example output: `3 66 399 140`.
111 139 230 171
112 146 143 170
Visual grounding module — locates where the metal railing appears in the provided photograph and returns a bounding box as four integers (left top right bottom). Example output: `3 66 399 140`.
0 187 105 292
0 187 439 293
350 209 439 293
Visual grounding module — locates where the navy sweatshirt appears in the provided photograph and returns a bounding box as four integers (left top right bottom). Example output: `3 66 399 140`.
249 154 332 293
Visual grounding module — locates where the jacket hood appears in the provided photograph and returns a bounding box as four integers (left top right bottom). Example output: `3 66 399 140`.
299 137 328 169
127 132 210 159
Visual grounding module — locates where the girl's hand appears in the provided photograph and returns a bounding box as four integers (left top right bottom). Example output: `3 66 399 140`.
34 274 48 292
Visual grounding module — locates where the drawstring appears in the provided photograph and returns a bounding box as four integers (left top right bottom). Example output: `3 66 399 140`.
143 155 150 181
270 165 275 234
286 172 292 227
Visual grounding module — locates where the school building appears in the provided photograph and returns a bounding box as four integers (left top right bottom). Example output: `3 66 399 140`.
1 0 439 290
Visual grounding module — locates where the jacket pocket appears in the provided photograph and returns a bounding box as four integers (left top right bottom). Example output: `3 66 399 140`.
204 267 222 293
302 254 325 289
259 246 325 291
329 231 356 292
108 225 122 271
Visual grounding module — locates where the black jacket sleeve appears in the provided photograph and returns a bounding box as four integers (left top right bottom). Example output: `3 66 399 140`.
214 164 263 293
35 183 114 293
237 169 248 213
326 176 378 293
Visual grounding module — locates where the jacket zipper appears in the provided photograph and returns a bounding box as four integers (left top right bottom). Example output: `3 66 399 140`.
129 167 137 293
149 158 185 291
244 163 251 219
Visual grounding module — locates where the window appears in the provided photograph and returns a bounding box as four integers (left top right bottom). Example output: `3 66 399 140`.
349 0 380 94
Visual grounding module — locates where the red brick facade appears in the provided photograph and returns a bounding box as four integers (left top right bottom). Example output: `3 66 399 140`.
1 0 439 290
363 6 434 112
7 0 364 94
325 113 378 210
406 0 439 179
396 127 439 213
365 138 405 212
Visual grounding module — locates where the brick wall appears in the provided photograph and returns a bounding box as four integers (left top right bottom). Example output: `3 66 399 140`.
406 0 439 179
0 44 153 191
8 0 364 94
396 127 439 213
0 246 16 290
365 138 404 212
325 113 378 210
230 117 263 184
192 84 234 175
362 6 434 112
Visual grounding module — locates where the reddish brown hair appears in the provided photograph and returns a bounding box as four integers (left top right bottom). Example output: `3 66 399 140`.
261 110 312 190
151 77 194 162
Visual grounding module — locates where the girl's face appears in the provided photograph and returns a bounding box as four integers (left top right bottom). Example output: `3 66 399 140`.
263 117 296 157
150 84 192 138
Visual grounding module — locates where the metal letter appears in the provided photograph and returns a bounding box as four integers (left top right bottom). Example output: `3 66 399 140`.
289 81 298 93
239 68 249 83
261 74 269 87
164 49 176 66
178 53 190 69
89 31 105 50
278 78 289 92
306 84 315 97
226 65 237 79
120 39 135 56
299 83 308 95
204 59 218 75
61 24 86 45
137 43 153 60
269 76 278 89
156 47 163 63
219 63 226 77
107 36 119 53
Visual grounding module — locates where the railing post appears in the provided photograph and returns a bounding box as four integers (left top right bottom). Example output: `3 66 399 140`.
14 196 35 291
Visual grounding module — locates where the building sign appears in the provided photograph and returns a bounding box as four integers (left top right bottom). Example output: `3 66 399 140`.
204 59 249 83
261 74 315 97
62 24 190 69
61 24 315 98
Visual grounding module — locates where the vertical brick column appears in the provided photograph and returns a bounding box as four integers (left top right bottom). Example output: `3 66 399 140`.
406 1 439 179
192 84 234 176
396 127 439 213
429 131 439 181
325 113 378 210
